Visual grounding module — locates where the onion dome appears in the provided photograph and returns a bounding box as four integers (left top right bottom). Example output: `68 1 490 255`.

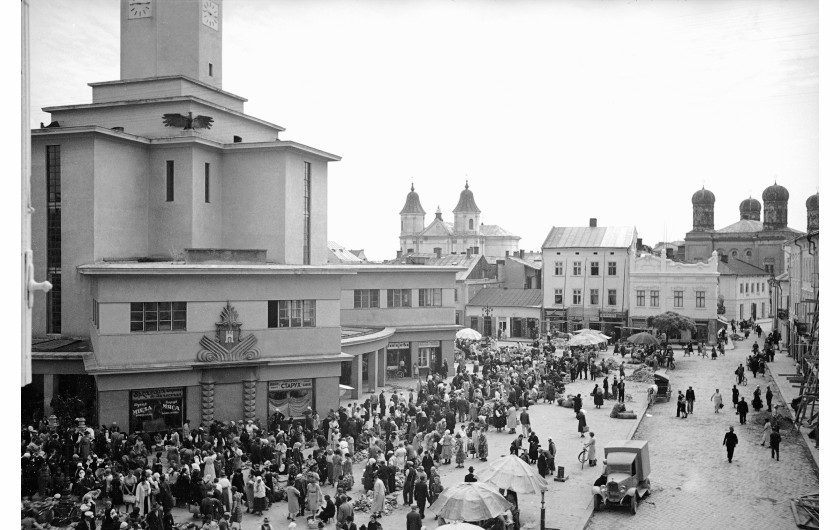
762 182 789 202
739 197 761 221
691 187 715 205
399 183 426 215
453 181 481 213
806 192 819 211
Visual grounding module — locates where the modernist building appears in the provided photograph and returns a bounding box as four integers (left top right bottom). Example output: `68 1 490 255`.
399 183 520 260
684 183 804 275
23 0 459 429
628 252 720 343
541 220 637 335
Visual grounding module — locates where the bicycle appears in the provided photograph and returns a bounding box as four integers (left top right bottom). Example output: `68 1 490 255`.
578 446 587 469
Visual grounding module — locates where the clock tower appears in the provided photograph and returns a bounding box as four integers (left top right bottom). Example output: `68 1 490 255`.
121 0 223 88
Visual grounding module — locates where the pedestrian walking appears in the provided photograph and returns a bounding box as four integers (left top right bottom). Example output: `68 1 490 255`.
766 387 774 411
406 505 422 530
761 419 771 446
711 389 723 413
732 386 740 409
723 426 739 463
584 432 597 467
686 386 696 414
576 410 588 438
737 398 749 425
770 428 781 461
618 379 626 403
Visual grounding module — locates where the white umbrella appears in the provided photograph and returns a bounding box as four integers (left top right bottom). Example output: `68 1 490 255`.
483 454 549 494
429 482 513 521
456 328 483 340
568 333 606 346
574 328 611 340
436 524 486 530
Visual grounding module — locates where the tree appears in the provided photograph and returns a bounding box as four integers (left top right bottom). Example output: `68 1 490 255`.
646 311 697 343
717 296 726 315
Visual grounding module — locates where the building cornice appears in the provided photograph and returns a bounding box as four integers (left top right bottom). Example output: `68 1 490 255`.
43 94 286 132
78 262 358 276
84 353 352 375
340 327 397 347
88 75 249 102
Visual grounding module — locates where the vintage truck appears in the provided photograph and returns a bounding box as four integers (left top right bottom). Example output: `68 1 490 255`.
592 440 651 515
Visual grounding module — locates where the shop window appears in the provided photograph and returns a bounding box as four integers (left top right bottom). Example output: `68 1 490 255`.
269 380 313 417
636 290 645 307
674 290 684 308
130 302 187 332
387 289 412 308
650 290 659 307
696 291 705 308
130 387 185 434
353 289 379 309
419 288 442 307
554 289 563 305
608 261 617 276
268 300 316 328
417 348 429 367
608 289 617 306
573 289 582 305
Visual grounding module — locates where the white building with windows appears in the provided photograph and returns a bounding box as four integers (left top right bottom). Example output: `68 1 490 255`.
717 257 773 322
628 251 720 343
541 220 637 336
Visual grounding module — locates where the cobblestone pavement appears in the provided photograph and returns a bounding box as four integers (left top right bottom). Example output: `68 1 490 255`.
170 353 654 530
586 337 819 530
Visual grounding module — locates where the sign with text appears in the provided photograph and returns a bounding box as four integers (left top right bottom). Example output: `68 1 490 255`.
387 342 410 350
418 340 441 348
129 387 185 433
269 379 313 391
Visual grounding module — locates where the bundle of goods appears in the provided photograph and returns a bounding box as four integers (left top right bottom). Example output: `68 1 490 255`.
352 492 400 516
626 366 655 383
559 394 575 408
352 449 370 464
609 402 637 419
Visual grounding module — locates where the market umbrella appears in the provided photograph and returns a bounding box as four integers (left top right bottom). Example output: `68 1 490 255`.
456 328 483 341
483 454 549 494
574 329 611 340
568 333 606 346
429 482 513 521
436 524 486 530
627 332 660 346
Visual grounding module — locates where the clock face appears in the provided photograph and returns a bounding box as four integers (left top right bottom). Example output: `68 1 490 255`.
201 0 219 30
128 0 151 19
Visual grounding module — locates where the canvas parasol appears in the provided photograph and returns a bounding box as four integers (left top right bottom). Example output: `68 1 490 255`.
483 455 550 530
456 328 483 341
429 482 513 521
568 333 606 346
573 328 611 340
436 524 486 530
627 332 660 346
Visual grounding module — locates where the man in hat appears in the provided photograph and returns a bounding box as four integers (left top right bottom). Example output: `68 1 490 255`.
464 466 477 483
406 505 422 530
402 461 416 506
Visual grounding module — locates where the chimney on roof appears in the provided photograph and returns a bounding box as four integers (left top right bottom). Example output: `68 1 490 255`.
519 249 525 259
467 248 472 257
505 250 510 257
636 238 643 250
435 248 442 258
590 218 597 227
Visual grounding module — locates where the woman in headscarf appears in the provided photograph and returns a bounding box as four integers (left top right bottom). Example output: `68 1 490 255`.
306 476 324 516
136 473 152 516
371 476 386 513
253 475 267 516
231 490 244 529
440 430 453 465
341 453 354 490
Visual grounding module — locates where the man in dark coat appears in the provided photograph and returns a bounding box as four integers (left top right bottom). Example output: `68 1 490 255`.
464 466 477 483
766 387 774 411
403 463 416 506
406 505 423 530
770 428 781 461
737 398 749 425
413 476 429 518
723 426 738 463
685 386 696 414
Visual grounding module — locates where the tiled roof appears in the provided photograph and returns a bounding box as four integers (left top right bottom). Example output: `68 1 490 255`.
327 242 365 263
717 258 770 276
480 224 520 238
400 184 426 215
387 253 480 280
542 226 636 249
467 288 542 308
453 182 481 213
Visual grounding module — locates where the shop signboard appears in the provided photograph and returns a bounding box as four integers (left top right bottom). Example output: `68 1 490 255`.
269 379 313 391
418 340 441 348
130 387 185 433
387 342 410 350
269 379 313 417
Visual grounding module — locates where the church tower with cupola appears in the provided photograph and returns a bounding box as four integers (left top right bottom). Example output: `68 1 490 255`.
399 184 426 254
452 181 482 235
762 182 790 230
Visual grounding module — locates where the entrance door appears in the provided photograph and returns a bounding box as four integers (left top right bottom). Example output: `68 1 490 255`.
751 303 757 320
483 316 493 337
511 318 523 338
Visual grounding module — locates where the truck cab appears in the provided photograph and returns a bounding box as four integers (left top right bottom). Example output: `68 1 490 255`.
592 440 651 515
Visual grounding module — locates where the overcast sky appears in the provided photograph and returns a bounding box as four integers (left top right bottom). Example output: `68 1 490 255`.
29 0 818 261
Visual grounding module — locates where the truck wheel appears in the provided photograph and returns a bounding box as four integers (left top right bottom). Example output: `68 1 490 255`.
630 495 637 515
594 496 602 511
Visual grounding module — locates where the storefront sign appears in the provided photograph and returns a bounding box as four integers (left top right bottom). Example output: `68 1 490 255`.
387 342 410 350
544 309 568 318
129 387 185 433
269 379 313 391
599 311 626 319
418 341 441 348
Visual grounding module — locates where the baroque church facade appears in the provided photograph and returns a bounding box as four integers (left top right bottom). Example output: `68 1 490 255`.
399 182 520 260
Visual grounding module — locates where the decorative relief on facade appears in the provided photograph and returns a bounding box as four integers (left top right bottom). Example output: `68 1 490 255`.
243 380 257 421
197 302 261 362
201 380 215 425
